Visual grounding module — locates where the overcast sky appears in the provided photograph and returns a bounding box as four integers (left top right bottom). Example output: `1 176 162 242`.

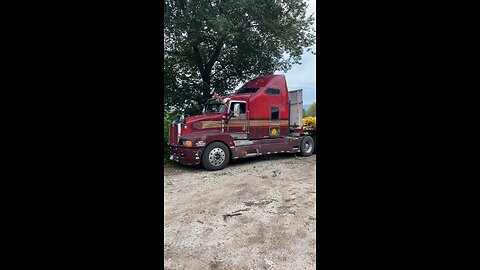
274 0 316 106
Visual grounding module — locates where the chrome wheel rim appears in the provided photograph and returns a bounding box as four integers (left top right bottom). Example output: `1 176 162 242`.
305 141 313 153
208 147 226 166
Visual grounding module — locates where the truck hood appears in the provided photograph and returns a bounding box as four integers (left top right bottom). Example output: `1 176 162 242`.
185 113 223 124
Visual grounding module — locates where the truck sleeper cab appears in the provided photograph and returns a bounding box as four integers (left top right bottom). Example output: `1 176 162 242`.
168 74 316 170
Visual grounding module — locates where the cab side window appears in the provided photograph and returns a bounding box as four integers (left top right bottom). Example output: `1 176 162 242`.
230 102 246 114
271 107 279 120
266 88 280 95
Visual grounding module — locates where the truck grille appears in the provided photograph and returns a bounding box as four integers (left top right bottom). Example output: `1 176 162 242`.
169 123 179 145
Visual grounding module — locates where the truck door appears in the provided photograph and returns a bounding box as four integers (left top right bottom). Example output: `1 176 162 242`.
227 101 248 140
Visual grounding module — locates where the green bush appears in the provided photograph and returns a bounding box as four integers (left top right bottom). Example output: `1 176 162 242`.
305 102 316 117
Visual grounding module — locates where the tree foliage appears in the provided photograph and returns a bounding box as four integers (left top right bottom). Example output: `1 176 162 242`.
163 110 176 164
305 101 316 117
164 0 315 115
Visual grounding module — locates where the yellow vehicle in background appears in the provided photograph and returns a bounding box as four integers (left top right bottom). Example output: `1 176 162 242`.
303 116 316 127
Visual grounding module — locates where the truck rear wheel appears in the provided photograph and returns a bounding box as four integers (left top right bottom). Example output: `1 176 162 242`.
201 142 230 171
300 136 314 156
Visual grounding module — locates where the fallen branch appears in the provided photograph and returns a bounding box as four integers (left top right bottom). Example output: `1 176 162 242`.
223 212 242 222
222 208 250 221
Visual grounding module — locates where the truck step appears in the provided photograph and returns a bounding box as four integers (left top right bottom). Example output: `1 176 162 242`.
234 140 254 146
230 133 248 139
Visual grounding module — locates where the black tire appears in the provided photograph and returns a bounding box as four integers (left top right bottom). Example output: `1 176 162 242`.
201 142 230 171
300 136 314 156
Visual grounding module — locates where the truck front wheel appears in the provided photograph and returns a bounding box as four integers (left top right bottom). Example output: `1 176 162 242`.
201 142 230 171
300 136 314 156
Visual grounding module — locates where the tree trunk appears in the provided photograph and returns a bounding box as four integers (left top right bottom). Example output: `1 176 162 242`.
192 39 224 104
201 75 212 103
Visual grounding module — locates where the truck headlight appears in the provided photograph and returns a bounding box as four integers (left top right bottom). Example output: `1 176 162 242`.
183 140 193 147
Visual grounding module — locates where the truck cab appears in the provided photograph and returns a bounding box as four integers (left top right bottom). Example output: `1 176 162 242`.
168 74 315 170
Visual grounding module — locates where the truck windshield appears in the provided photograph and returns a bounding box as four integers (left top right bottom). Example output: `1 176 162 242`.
203 101 226 114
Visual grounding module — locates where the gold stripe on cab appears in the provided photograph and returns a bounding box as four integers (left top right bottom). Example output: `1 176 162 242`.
196 120 288 129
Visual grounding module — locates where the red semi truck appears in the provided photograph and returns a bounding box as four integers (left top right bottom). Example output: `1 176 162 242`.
168 74 316 170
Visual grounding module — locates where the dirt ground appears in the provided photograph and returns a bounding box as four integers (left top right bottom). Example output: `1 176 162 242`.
164 154 316 270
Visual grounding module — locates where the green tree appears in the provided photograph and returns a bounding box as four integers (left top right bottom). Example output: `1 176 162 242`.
164 0 315 115
305 102 316 117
